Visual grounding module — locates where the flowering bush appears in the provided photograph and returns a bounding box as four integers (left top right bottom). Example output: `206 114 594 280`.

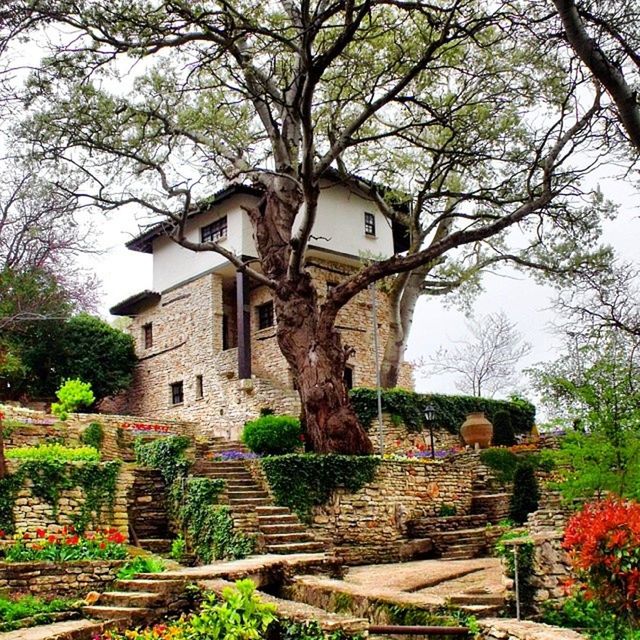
1 528 128 562
564 497 640 623
212 450 258 461
121 422 172 434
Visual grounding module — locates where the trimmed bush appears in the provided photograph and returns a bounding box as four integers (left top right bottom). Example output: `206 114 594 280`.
242 415 301 455
51 379 95 420
510 461 540 524
492 410 516 447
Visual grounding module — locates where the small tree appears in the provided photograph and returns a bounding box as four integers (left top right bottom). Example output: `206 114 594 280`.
510 461 540 525
51 378 95 420
426 311 532 397
493 411 516 447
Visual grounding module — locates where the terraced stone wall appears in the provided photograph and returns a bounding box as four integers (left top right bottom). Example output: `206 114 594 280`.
308 457 476 564
0 560 126 599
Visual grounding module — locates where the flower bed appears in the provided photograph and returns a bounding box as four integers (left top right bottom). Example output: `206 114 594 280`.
120 421 173 435
6 444 100 462
1 528 128 562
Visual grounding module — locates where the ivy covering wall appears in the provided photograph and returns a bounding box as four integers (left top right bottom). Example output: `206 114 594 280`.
349 387 536 435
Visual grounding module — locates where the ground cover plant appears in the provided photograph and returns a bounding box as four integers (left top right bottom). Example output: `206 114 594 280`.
116 555 165 580
98 578 365 640
0 528 128 562
5 443 100 462
0 594 80 632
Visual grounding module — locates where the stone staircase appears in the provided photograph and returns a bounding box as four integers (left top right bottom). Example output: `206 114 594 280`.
193 450 323 555
432 527 489 560
83 577 187 622
129 469 173 554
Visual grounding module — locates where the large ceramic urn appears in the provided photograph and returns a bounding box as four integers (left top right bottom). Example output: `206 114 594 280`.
460 412 493 449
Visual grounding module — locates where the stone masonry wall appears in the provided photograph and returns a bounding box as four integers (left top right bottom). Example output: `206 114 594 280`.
0 560 125 599
306 458 475 564
0 403 195 462
371 415 462 455
127 468 170 540
122 259 414 440
7 460 133 540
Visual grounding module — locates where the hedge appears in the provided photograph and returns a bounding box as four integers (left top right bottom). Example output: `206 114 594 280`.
349 387 535 435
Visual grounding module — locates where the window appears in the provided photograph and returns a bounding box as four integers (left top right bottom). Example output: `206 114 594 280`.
201 216 228 243
143 323 153 349
170 381 184 405
195 375 204 399
364 212 376 236
344 366 354 390
256 301 274 330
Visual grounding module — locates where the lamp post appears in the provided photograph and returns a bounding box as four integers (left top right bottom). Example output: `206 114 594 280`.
424 404 437 459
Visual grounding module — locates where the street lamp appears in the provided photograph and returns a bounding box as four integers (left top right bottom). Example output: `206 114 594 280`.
423 404 437 459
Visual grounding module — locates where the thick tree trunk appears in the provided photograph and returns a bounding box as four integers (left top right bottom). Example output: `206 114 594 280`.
379 270 425 388
247 180 373 454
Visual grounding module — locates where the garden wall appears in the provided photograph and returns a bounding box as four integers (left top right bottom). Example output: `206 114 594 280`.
307 457 476 564
372 414 462 455
0 403 196 461
0 559 126 599
7 460 134 540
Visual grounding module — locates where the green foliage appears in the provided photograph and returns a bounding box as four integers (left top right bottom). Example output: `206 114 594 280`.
381 603 480 637
495 531 535 616
241 415 301 455
51 378 95 420
0 594 79 632
261 454 380 521
185 579 277 640
542 594 617 632
437 504 457 517
6 443 100 462
134 435 191 486
280 620 363 640
492 411 516 446
510 462 540 524
349 388 535 435
81 422 104 450
116 556 165 580
177 476 254 562
479 448 519 484
170 534 187 562
0 460 119 534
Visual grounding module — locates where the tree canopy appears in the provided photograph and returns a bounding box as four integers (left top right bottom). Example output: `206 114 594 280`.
0 0 624 452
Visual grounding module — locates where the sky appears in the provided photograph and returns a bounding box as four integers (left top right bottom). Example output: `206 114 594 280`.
83 169 639 413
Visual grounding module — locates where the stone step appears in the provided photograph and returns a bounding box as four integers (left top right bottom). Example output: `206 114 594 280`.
449 593 505 606
113 579 185 594
258 515 299 526
100 591 162 608
82 605 153 621
138 538 172 553
262 532 315 544
433 527 487 539
225 479 259 488
260 523 306 535
265 541 325 554
228 497 271 506
256 506 292 515
226 490 269 499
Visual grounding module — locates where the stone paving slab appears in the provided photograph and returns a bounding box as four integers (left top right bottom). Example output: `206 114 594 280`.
345 557 501 592
479 618 587 639
0 618 127 640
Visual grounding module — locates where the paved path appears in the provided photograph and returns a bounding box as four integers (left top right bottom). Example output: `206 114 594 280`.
1 619 102 640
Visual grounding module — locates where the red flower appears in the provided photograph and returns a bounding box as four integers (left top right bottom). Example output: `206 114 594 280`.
0 530 6 538
99 542 106 549
22 532 30 540
47 534 57 543
36 528 46 539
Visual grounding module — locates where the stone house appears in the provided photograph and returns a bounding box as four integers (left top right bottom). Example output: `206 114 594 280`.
110 178 413 438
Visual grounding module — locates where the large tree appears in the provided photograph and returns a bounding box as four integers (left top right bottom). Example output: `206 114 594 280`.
0 1 613 453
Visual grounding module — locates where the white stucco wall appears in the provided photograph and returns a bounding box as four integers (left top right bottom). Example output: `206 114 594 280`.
151 183 395 292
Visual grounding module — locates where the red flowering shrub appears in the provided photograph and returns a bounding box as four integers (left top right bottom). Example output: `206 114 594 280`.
563 497 640 622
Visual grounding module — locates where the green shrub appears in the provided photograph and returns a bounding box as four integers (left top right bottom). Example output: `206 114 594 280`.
479 448 519 484
116 556 165 580
437 504 457 517
349 387 535 434
134 435 191 486
170 534 187 562
51 379 95 420
0 594 79 631
80 422 104 450
492 410 516 447
510 461 540 524
242 415 301 455
6 444 100 462
260 454 380 521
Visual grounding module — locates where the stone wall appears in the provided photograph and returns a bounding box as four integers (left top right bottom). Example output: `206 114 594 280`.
304 457 475 564
0 560 125 599
127 469 170 540
122 259 414 440
0 403 195 462
370 414 462 455
479 618 586 639
7 460 133 540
